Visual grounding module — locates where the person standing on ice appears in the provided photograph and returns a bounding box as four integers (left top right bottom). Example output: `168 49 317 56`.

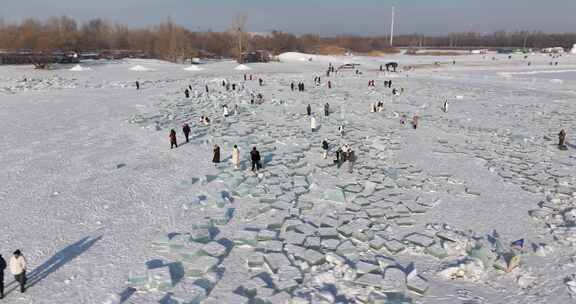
182 123 191 143
338 125 344 137
322 139 329 159
328 80 332 89
232 145 240 169
324 103 330 117
259 78 264 86
135 81 140 90
223 105 229 118
213 144 221 164
205 84 209 94
348 149 356 173
411 115 420 129
307 104 312 116
443 100 449 113
0 254 5 299
169 129 178 149
250 147 262 172
291 82 295 91
184 88 190 98
9 250 26 293
310 115 317 132
559 129 567 146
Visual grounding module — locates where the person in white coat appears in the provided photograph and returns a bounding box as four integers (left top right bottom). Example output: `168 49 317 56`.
443 100 449 113
9 250 26 293
232 145 240 169
310 115 317 132
223 105 229 118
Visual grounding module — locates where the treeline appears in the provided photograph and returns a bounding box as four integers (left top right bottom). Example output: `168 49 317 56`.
0 17 575 61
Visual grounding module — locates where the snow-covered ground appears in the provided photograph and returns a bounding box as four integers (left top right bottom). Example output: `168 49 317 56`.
1 52 575 304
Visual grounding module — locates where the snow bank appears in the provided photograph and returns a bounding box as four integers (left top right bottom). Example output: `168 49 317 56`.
69 64 90 71
130 65 154 71
278 52 338 64
234 64 251 71
278 52 317 62
184 65 204 71
571 44 576 54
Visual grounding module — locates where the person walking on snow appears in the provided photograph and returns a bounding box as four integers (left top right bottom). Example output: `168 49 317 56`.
322 139 329 159
307 104 312 116
324 103 330 117
135 81 140 90
232 145 240 169
443 100 449 113
0 254 6 299
213 144 221 164
559 129 567 146
170 129 178 149
9 250 26 293
310 115 317 132
411 115 420 129
250 147 262 172
182 124 191 143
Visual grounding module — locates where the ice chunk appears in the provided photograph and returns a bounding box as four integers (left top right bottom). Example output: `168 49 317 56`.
381 267 406 293
406 269 428 295
182 256 220 277
321 188 347 203
383 239 406 254
200 242 227 258
355 273 383 288
147 266 173 291
265 253 292 273
295 249 325 265
127 269 149 289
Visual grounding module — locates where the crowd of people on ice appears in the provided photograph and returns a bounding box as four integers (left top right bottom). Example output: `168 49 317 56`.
162 60 570 178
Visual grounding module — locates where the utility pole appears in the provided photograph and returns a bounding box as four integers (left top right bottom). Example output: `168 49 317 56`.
390 6 395 46
238 26 243 63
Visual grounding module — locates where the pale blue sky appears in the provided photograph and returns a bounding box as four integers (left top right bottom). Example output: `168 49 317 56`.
2 0 575 35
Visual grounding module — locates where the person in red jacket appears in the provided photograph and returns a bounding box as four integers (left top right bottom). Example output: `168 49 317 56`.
170 129 177 149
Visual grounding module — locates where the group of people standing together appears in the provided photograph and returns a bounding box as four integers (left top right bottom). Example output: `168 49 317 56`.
212 145 263 172
0 250 28 299
291 82 306 92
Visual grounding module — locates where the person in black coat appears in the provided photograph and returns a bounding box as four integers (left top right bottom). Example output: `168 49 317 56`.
322 139 329 159
135 81 140 90
169 129 177 149
184 89 190 98
213 145 221 164
182 124 191 143
307 104 312 116
0 254 5 299
250 147 262 171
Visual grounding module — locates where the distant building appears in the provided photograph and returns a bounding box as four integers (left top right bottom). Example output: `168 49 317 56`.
0 51 79 65
541 47 565 54
496 48 514 54
240 50 271 63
